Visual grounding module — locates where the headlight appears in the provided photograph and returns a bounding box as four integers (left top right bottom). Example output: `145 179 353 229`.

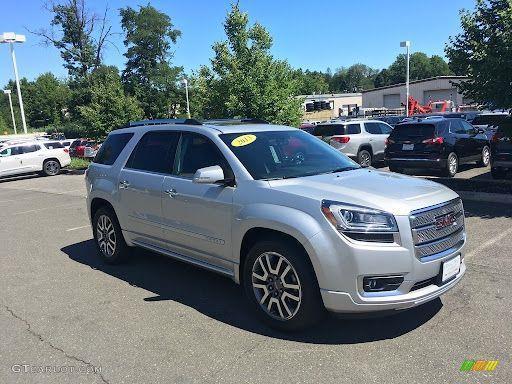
321 200 398 241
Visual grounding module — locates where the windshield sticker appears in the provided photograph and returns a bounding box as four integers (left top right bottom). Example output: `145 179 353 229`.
231 134 256 147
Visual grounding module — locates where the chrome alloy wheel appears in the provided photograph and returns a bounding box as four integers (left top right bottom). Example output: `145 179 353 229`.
252 252 302 320
45 160 60 175
448 154 458 175
360 152 371 167
96 215 116 257
482 146 490 166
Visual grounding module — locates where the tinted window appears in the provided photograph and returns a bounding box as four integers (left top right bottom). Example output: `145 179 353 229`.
461 120 476 134
44 142 64 149
495 117 512 138
364 122 381 134
175 133 232 178
389 124 436 139
22 145 40 153
313 124 345 136
378 123 392 134
472 114 508 126
346 124 361 134
449 120 466 134
126 131 179 173
94 133 133 165
220 130 359 180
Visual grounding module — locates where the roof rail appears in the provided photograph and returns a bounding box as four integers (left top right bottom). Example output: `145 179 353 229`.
127 118 202 127
203 118 269 125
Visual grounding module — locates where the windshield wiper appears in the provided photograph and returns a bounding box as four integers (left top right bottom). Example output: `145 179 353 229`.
324 166 359 174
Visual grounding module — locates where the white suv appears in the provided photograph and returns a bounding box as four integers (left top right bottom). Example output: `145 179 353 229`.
0 140 71 178
313 119 393 166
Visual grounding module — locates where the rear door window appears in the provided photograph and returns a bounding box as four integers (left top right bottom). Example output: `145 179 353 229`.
378 123 393 134
449 120 466 134
126 131 179 174
22 145 40 153
94 133 134 165
364 122 381 134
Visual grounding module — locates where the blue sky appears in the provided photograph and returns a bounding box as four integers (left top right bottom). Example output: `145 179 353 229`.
0 0 475 86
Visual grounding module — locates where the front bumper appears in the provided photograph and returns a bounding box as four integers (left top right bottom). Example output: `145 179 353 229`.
386 157 447 169
304 215 466 314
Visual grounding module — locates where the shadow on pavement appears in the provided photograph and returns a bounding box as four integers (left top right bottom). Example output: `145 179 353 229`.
463 200 512 220
61 239 442 345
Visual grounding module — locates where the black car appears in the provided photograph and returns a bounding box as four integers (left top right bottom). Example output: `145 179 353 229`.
490 116 512 179
385 118 490 177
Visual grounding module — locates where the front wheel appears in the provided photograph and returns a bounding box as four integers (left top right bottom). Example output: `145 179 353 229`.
443 152 458 178
42 159 61 176
243 239 325 331
477 146 490 167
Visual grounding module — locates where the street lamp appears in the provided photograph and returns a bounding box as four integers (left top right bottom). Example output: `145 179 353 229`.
180 78 191 119
400 40 411 116
3 89 17 134
1 32 28 134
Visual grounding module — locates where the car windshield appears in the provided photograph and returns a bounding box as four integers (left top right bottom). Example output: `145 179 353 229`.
220 130 359 180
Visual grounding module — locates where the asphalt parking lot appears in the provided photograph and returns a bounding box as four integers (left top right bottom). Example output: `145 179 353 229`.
0 173 511 384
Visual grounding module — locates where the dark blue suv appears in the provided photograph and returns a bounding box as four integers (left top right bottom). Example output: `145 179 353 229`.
385 118 490 177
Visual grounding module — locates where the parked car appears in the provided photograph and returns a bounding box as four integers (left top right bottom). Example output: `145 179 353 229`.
299 123 315 134
84 141 101 159
375 115 406 127
70 139 97 158
490 116 512 179
0 140 71 178
86 119 466 330
441 111 480 123
312 119 393 166
471 112 509 139
385 118 490 177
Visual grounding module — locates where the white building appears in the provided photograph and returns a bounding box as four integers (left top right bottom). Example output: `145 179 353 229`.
362 76 470 110
300 93 363 119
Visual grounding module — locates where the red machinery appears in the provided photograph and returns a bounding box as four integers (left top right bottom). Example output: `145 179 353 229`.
407 96 454 116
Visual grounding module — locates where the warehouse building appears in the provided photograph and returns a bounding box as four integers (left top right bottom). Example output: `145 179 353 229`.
300 93 362 120
362 76 469 110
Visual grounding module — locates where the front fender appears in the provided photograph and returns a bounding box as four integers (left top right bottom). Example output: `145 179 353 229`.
232 204 324 283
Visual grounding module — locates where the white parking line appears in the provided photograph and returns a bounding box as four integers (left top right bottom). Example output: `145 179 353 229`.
66 225 90 232
465 226 512 260
13 203 82 215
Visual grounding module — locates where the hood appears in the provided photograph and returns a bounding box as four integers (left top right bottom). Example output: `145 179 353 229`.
267 168 459 216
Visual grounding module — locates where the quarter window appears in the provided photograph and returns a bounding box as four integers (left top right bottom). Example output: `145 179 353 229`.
378 123 393 134
94 133 134 165
346 124 361 134
126 131 179 174
364 122 381 134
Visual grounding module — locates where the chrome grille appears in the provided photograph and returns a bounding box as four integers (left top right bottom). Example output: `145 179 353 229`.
410 198 465 260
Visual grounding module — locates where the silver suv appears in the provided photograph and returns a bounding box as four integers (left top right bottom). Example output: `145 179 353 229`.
85 119 466 330
313 119 393 166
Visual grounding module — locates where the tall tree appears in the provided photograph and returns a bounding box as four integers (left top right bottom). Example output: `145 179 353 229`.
120 4 183 118
446 0 512 109
193 4 303 125
77 66 143 138
29 0 112 80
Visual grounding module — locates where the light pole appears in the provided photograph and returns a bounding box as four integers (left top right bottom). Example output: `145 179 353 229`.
400 40 411 116
181 78 191 119
1 32 27 134
3 90 17 134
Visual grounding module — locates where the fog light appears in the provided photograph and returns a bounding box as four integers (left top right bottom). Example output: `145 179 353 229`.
363 275 404 292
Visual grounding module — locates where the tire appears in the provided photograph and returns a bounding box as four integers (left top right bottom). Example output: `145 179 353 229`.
491 167 507 180
42 159 61 176
442 152 458 178
92 206 128 264
357 149 372 167
243 238 325 331
477 145 490 167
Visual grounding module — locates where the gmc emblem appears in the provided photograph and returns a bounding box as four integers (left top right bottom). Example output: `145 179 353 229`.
435 213 457 230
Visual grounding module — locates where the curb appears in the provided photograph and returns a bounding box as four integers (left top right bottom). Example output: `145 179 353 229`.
457 190 512 204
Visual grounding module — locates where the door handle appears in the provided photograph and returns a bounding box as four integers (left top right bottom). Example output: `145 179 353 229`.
119 180 130 189
164 188 178 198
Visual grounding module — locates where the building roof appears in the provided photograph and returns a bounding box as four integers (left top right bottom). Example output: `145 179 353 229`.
362 76 468 93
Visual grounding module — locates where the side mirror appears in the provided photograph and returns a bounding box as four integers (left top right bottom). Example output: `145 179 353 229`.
192 165 226 184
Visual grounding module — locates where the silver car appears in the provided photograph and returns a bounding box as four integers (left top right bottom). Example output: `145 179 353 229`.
85 119 466 330
313 119 393 166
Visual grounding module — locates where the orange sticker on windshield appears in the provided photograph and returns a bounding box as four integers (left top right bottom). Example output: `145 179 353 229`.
231 134 256 147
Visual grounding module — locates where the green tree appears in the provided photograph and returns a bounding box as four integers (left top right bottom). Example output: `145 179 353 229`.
446 0 512 109
30 0 112 80
294 69 330 95
328 64 378 92
77 66 143 138
120 4 183 118
194 5 303 125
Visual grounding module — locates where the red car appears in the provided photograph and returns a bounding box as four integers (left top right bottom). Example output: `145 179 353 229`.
69 139 98 158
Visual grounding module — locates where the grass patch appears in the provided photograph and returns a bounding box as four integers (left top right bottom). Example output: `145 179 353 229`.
69 157 91 170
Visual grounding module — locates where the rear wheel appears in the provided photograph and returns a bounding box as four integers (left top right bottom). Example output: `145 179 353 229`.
357 149 372 167
477 146 490 167
92 207 128 264
491 167 507 180
42 159 61 176
443 152 458 178
243 239 324 331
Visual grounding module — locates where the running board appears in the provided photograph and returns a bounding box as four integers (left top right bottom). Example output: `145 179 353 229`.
132 240 235 279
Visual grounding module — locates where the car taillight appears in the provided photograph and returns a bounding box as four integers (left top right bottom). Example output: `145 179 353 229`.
331 136 350 144
63 148 69 153
422 137 444 144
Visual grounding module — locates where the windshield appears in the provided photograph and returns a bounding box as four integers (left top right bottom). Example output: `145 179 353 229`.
220 130 359 180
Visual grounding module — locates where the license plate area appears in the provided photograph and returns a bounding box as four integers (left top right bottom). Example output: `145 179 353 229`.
440 254 461 283
402 144 414 151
